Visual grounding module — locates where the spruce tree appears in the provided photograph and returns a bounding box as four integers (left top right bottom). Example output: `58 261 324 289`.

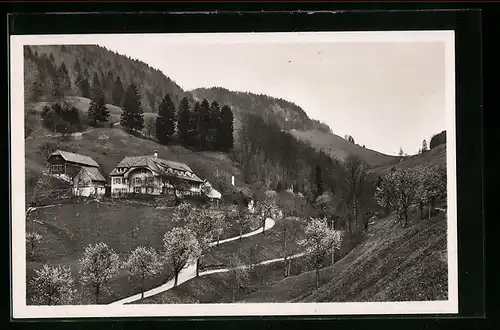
198 99 211 150
315 165 324 199
87 80 109 126
76 74 91 99
177 97 191 147
219 105 234 152
74 59 81 74
120 83 144 132
190 101 201 148
112 76 125 107
155 93 176 145
209 101 221 150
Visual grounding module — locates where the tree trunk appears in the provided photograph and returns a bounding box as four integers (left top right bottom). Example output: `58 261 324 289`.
232 282 236 302
95 285 100 304
315 267 320 289
141 278 145 299
403 209 408 227
196 259 200 277
419 202 424 220
217 234 220 246
287 259 292 277
284 255 288 277
174 271 179 287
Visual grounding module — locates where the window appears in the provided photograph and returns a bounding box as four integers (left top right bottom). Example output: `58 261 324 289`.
134 187 141 193
52 164 63 173
134 177 142 185
122 188 128 193
147 187 153 194
113 178 122 185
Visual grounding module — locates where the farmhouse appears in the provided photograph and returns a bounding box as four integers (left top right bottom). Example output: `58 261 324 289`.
109 151 208 198
46 150 106 197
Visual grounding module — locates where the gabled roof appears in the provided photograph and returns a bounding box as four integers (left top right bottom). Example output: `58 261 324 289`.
109 154 203 183
79 167 106 182
49 150 99 167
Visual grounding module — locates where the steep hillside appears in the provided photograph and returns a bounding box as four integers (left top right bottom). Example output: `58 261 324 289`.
241 209 448 303
290 129 400 167
371 144 447 175
191 87 331 133
26 44 193 111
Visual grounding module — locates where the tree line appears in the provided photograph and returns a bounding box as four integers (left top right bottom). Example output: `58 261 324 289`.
375 165 447 227
24 45 188 113
155 95 234 152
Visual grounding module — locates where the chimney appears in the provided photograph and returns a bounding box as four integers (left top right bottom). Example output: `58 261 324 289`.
154 150 158 158
231 175 235 186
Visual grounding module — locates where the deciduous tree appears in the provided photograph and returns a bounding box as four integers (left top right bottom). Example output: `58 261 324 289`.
125 246 163 299
162 227 201 287
26 231 42 259
78 242 120 303
299 218 340 289
30 264 76 305
375 167 422 227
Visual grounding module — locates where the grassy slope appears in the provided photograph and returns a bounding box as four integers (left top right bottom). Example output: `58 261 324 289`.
26 201 178 304
371 144 447 175
290 129 400 167
242 209 447 303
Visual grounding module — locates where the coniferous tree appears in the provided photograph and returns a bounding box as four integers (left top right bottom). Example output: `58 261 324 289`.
58 62 71 92
73 59 81 74
198 99 211 150
421 139 428 153
155 93 177 144
315 165 324 199
76 74 91 98
87 78 109 126
120 83 144 132
219 105 234 152
209 101 222 150
177 97 191 147
112 76 125 107
189 101 201 148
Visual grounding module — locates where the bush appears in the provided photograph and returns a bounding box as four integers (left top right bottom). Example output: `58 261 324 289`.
41 102 84 134
430 131 446 149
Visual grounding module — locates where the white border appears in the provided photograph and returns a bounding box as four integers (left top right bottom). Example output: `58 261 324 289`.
10 31 457 318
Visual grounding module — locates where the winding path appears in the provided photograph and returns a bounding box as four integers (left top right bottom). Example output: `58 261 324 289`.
109 218 278 305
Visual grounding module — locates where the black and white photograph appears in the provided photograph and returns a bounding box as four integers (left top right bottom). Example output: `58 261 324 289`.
10 31 457 318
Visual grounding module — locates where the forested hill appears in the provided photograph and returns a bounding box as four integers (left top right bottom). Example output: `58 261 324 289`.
191 87 332 133
24 45 193 112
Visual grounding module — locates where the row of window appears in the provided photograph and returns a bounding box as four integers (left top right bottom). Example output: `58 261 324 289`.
51 164 64 172
113 177 158 185
113 187 155 194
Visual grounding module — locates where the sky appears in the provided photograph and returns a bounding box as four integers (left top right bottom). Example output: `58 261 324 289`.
54 33 450 155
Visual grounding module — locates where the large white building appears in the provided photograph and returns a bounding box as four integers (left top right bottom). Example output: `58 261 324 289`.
109 151 207 198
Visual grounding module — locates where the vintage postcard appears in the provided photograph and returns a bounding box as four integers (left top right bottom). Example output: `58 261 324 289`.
10 31 457 318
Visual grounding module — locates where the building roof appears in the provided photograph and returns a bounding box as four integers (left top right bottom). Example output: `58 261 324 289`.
49 150 99 167
109 154 204 183
80 167 106 182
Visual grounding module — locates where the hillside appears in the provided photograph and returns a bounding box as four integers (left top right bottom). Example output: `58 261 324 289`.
25 44 193 112
290 129 400 167
191 87 332 133
241 209 447 303
25 125 247 200
371 144 447 175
